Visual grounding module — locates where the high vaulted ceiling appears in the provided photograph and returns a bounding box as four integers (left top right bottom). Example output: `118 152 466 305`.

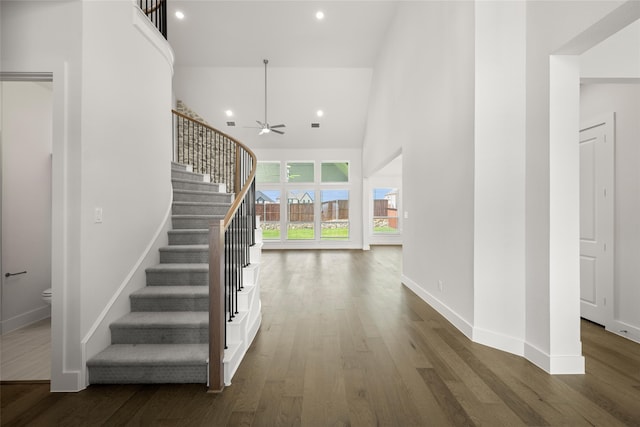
167 1 399 149
168 1 398 67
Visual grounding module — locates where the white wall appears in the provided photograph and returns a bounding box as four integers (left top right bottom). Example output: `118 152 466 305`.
581 20 640 80
363 0 632 374
173 66 372 151
580 83 640 342
77 1 174 387
1 0 84 391
1 0 174 391
473 1 526 355
1 82 52 333
524 0 629 373
364 1 476 334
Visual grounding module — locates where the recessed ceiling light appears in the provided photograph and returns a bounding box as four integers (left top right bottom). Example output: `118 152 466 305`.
316 110 324 117
175 11 185 20
225 110 233 117
315 11 324 20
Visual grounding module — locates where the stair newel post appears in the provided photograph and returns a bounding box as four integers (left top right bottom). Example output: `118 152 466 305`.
208 219 225 393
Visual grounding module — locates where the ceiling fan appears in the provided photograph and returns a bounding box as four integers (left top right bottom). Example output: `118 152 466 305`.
253 59 285 135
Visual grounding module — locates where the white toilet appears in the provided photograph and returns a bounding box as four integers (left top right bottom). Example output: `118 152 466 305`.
42 288 52 305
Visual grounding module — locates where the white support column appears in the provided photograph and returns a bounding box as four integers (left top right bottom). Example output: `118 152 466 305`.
548 54 584 374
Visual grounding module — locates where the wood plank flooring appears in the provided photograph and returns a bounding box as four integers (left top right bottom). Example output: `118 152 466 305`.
2 247 640 426
0 318 51 381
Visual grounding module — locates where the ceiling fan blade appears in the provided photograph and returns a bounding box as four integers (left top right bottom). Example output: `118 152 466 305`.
256 120 265 127
271 128 285 135
270 124 286 129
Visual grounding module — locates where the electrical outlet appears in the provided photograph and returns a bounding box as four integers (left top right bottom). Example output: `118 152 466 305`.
438 280 444 292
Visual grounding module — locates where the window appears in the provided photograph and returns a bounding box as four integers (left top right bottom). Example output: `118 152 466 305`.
321 190 349 240
321 162 349 182
256 189 281 240
287 190 315 239
255 159 355 244
373 188 399 234
286 162 314 183
256 162 280 183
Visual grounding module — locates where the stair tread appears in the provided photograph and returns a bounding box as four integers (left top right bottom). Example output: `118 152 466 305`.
88 344 207 365
172 214 225 218
159 245 209 252
173 201 230 206
146 263 208 272
171 178 219 185
174 188 230 195
168 229 209 234
171 162 191 170
112 311 208 327
131 286 208 297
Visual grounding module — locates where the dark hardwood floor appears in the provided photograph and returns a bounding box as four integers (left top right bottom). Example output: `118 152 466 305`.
2 246 639 426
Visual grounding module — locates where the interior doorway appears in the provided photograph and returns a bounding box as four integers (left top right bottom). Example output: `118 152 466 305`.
579 115 614 326
1 78 53 380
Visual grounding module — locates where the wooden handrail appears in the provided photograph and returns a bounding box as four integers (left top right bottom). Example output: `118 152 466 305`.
171 109 257 393
171 109 257 231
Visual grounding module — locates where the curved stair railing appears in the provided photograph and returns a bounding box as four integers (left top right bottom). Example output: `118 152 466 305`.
172 110 256 392
138 0 167 39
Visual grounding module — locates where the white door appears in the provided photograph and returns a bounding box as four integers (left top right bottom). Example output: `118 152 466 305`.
579 114 614 326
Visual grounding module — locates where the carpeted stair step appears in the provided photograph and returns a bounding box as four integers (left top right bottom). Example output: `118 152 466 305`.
173 189 233 204
159 245 209 264
171 161 190 171
171 178 225 193
146 263 208 286
172 214 225 229
168 229 210 245
110 311 208 344
87 161 262 387
167 228 255 245
171 169 209 183
87 344 207 384
130 286 208 312
172 201 230 216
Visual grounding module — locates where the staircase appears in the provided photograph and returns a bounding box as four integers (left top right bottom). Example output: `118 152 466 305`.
87 162 262 385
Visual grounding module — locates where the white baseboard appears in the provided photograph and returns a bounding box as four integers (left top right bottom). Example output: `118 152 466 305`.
401 274 473 339
607 320 640 344
402 274 586 375
50 369 82 392
1 305 51 335
524 341 585 374
472 326 525 357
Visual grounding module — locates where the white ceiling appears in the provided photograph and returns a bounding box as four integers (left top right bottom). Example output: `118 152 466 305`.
168 1 399 150
168 1 398 67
